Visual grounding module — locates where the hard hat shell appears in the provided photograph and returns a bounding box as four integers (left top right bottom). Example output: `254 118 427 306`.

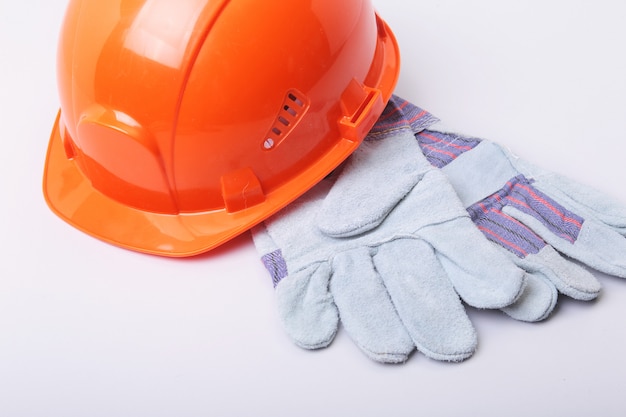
43 0 400 257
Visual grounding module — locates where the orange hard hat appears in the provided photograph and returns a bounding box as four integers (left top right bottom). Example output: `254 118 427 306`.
43 0 400 257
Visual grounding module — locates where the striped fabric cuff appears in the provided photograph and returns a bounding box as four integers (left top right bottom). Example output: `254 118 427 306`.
467 175 585 258
261 249 288 287
366 95 440 140
416 130 482 168
368 95 482 168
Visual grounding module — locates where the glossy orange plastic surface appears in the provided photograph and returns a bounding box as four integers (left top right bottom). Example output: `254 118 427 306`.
43 0 400 257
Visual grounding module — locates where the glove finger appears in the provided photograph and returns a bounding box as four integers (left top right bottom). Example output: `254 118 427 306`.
317 129 426 238
518 246 601 301
500 271 558 322
330 248 415 363
275 263 338 350
419 217 526 309
500 244 603 322
373 238 477 362
503 205 626 278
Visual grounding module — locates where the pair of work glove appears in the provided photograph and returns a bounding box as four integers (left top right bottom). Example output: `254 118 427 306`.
252 96 626 364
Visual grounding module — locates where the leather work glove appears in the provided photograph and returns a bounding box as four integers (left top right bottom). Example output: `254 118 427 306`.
408 98 626 320
252 105 530 364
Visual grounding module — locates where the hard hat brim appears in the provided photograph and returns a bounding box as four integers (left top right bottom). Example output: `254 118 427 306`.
42 15 400 257
44 112 358 257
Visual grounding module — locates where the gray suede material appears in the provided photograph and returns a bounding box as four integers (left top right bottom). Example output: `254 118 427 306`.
372 239 477 361
330 248 417 363
253 131 526 363
274 262 338 350
504 207 626 279
441 136 626 280
252 104 626 364
434 127 626 320
441 141 520 207
503 149 626 278
316 132 429 237
500 271 557 322
510 246 601 301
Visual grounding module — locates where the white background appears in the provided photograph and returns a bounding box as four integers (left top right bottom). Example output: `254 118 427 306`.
2 1 626 416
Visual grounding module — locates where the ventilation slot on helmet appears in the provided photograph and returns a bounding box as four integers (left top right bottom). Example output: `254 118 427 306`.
263 90 309 150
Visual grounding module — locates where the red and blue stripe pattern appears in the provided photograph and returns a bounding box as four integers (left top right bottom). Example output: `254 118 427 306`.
373 96 482 168
366 96 440 140
415 130 482 168
467 175 585 258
